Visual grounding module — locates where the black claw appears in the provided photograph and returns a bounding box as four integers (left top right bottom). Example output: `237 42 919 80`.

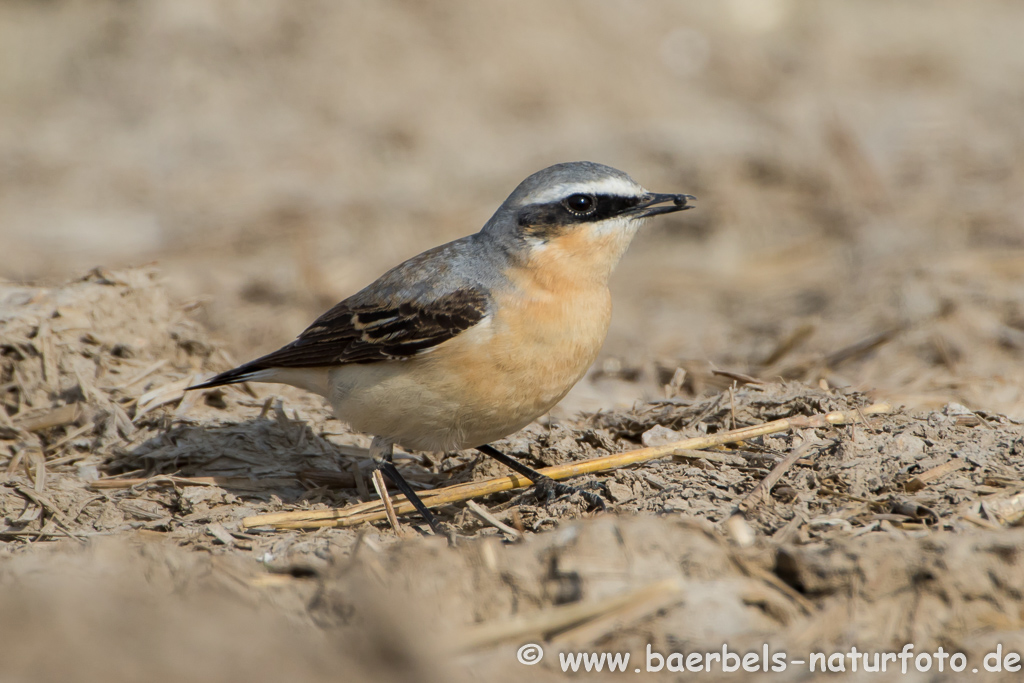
576 487 608 512
475 444 605 512
531 476 557 502
549 480 607 511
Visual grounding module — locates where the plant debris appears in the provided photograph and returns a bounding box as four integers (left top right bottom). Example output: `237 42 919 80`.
2 271 1023 683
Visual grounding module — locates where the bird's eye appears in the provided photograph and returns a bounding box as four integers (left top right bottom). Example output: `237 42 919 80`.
563 194 596 215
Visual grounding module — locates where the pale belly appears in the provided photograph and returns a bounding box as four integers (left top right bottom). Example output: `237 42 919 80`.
325 288 612 452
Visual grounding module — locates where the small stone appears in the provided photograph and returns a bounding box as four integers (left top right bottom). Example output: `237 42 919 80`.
894 434 926 463
606 481 635 503
642 424 684 447
661 497 690 512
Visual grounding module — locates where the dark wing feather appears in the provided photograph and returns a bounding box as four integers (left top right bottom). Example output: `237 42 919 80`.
190 287 489 389
276 287 488 365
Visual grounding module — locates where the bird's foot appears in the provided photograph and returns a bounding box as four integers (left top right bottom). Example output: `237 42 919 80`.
532 476 606 512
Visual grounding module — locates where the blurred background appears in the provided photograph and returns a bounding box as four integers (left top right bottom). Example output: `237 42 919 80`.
2 0 1023 417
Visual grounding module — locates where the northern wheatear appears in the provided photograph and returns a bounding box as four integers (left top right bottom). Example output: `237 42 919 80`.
191 162 694 532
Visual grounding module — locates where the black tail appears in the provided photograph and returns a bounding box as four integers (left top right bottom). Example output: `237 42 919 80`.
187 361 267 391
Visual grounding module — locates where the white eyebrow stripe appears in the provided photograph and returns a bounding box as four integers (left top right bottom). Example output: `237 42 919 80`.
527 176 646 204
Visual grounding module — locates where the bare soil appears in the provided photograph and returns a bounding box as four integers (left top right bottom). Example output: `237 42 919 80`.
2 2 1024 681
2 269 1023 682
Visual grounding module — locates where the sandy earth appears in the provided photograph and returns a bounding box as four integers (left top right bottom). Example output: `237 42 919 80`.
2 2 1024 681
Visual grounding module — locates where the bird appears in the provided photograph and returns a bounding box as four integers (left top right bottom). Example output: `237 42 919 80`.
189 161 694 533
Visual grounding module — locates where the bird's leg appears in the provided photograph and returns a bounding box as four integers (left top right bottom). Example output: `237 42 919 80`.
370 436 443 535
475 443 606 511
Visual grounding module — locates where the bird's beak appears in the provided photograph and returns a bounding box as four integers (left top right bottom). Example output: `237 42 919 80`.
629 193 696 219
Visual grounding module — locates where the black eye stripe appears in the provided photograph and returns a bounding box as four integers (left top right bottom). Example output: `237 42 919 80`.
517 194 642 231
590 195 642 218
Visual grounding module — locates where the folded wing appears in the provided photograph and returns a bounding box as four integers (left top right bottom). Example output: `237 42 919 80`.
191 287 489 389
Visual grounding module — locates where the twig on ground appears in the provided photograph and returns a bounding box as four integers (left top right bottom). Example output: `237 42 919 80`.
736 440 821 513
242 403 891 531
371 469 403 536
711 369 763 385
465 500 522 541
89 475 299 491
44 421 96 456
904 458 967 492
15 403 82 432
672 449 746 466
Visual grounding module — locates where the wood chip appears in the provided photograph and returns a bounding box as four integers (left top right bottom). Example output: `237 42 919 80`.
736 439 820 513
904 458 968 492
16 403 82 432
107 360 168 391
982 490 1024 526
135 377 192 420
174 374 204 417
15 485 72 528
44 421 96 456
32 449 46 492
466 500 522 541
206 523 237 547
370 469 404 537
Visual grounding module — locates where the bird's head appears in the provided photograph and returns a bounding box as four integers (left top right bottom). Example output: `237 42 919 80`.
483 161 695 281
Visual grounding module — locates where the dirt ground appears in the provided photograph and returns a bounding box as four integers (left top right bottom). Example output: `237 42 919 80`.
2 2 1024 681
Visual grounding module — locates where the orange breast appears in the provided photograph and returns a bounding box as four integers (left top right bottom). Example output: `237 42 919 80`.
415 243 613 447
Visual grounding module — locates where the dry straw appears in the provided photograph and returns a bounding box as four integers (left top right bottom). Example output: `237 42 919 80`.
242 402 891 531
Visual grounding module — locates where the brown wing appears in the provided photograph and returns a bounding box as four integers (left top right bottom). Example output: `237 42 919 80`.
273 287 488 365
191 287 488 389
